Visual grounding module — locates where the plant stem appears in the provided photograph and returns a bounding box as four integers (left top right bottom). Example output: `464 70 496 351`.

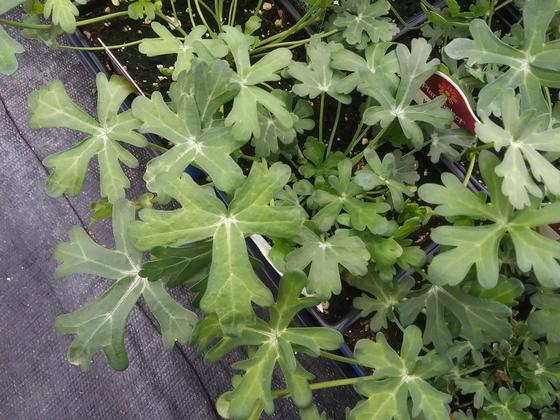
327 101 342 156
458 363 496 377
214 0 222 30
495 0 513 11
463 151 476 187
272 377 360 399
350 123 391 164
320 350 359 365
251 29 338 54
255 10 316 47
389 3 408 27
57 39 144 51
193 0 216 37
237 152 258 161
156 11 188 37
146 142 170 154
318 92 326 143
253 0 264 16
169 0 179 23
76 11 130 27
0 11 129 31
228 0 238 26
186 0 197 27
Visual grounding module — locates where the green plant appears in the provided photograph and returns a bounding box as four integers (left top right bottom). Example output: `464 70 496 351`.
2 0 560 418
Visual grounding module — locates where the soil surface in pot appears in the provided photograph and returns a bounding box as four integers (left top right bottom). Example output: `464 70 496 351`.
78 0 299 94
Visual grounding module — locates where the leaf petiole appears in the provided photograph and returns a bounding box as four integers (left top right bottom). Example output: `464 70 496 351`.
326 100 342 156
272 377 361 399
320 350 359 365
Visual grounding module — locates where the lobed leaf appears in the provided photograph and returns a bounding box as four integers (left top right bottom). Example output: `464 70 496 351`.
419 151 560 288
54 200 197 370
28 74 147 202
130 163 304 333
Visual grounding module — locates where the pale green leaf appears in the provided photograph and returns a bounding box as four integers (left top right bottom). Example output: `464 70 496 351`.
528 293 560 343
475 90 560 209
0 26 24 75
483 388 531 420
220 25 293 140
200 271 343 418
362 38 452 147
130 163 304 333
132 74 244 195
350 326 451 420
399 284 512 353
333 0 398 46
354 149 419 211
331 42 399 94
445 0 560 115
419 151 560 288
428 128 475 163
43 0 78 33
286 227 370 298
353 275 414 331
128 0 156 20
28 74 147 202
54 200 197 370
139 23 228 80
311 159 391 233
288 37 351 103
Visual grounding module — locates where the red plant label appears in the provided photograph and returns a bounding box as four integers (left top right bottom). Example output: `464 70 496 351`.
414 71 479 133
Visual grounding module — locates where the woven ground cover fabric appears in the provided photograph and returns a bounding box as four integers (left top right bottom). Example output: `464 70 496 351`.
0 8 358 419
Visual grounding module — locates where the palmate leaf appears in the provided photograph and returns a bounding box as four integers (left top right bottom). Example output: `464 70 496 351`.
519 342 560 408
482 388 532 420
311 159 391 233
54 200 197 371
220 25 293 141
28 74 148 202
358 231 426 281
287 37 351 103
528 293 560 343
199 271 343 419
418 150 560 288
43 0 82 33
251 92 314 157
128 0 156 20
333 0 398 47
362 38 453 148
132 61 243 195
129 162 305 334
428 127 475 163
139 23 228 80
0 26 24 75
354 149 419 211
353 275 414 331
350 325 451 420
331 42 399 94
476 90 560 209
299 137 346 179
445 0 560 115
285 227 370 298
399 283 512 353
